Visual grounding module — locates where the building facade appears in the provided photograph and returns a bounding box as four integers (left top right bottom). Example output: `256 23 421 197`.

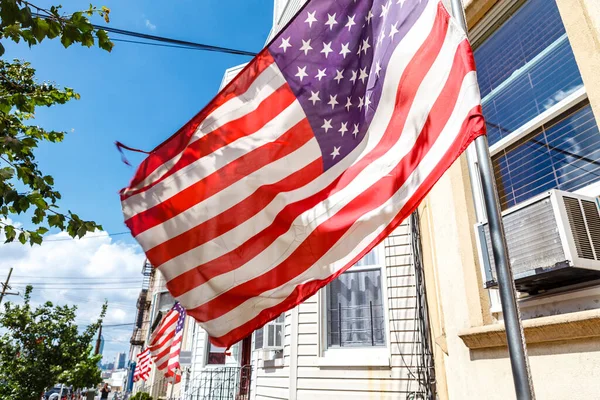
137 0 600 399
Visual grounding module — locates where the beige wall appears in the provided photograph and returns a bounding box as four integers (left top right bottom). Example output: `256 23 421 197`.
556 0 600 121
422 0 600 398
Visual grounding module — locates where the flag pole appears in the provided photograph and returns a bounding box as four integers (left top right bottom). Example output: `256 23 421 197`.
449 0 535 399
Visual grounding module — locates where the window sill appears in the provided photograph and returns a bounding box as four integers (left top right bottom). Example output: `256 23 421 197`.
459 308 600 350
318 348 390 368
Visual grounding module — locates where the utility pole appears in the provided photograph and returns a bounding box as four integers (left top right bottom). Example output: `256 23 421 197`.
0 267 18 307
95 323 103 355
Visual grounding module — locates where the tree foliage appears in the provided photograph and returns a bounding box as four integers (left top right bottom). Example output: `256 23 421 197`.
0 286 107 400
0 0 114 245
130 393 154 400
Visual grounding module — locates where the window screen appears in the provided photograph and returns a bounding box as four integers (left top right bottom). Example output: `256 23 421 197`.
327 269 385 348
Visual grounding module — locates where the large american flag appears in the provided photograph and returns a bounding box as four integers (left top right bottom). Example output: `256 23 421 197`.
148 303 186 382
121 0 485 348
133 348 151 382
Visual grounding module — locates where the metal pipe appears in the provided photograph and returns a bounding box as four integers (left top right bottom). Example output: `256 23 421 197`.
449 1 536 399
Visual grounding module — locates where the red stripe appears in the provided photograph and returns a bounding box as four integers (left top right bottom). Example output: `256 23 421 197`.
166 4 450 302
149 312 177 345
149 158 322 274
123 49 276 192
150 330 175 353
211 102 486 348
121 83 297 201
189 33 473 324
126 117 314 236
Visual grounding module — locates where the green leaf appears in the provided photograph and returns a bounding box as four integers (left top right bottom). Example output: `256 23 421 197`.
0 42 4 57
32 18 49 42
4 225 16 242
18 231 27 244
0 167 14 180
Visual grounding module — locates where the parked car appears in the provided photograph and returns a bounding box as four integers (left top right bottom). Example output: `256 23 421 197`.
43 385 71 400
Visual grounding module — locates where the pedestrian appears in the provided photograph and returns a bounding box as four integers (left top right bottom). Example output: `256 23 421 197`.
99 384 111 400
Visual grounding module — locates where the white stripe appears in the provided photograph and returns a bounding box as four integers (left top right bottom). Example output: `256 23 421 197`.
135 136 320 251
156 0 440 281
123 63 286 195
202 71 482 337
167 0 454 304
122 99 305 220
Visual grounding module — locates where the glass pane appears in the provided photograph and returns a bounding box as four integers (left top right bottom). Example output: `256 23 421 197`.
327 269 385 348
267 325 275 347
493 104 600 209
354 247 379 267
474 0 584 145
254 327 264 350
275 325 283 347
207 341 226 365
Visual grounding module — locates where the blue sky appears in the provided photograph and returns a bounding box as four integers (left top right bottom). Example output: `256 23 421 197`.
0 0 272 364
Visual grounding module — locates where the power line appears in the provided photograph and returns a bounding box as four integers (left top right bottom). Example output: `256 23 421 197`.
32 12 257 57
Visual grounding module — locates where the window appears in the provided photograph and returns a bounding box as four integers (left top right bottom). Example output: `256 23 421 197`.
326 247 386 348
206 341 227 365
253 314 284 350
472 0 600 210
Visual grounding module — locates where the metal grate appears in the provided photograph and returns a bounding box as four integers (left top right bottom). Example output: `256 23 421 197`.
563 197 595 260
485 197 565 278
187 366 252 400
582 200 600 260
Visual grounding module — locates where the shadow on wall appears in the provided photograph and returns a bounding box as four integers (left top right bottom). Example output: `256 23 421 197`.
468 337 600 361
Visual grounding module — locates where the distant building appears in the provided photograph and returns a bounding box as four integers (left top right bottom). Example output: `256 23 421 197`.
116 352 126 370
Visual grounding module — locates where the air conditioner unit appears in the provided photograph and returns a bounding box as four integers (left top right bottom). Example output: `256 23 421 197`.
476 189 600 294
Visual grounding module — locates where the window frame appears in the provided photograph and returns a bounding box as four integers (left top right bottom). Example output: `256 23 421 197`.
252 314 285 351
468 0 600 310
317 244 391 367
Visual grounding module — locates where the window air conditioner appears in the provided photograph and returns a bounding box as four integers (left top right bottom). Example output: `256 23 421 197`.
476 189 600 294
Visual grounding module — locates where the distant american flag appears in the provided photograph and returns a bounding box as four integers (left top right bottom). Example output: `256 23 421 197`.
148 303 186 382
121 0 485 348
133 348 151 382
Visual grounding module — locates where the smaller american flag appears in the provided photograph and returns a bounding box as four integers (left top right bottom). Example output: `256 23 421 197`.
148 302 186 383
133 348 151 382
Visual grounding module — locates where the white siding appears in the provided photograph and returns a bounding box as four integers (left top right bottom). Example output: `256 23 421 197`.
266 0 308 43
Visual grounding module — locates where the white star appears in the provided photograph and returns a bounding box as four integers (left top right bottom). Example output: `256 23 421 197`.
308 90 320 105
380 0 391 18
328 94 339 109
295 65 308 81
365 94 372 109
339 42 351 58
325 13 338 30
339 122 348 136
389 22 400 40
334 69 344 83
350 70 358 84
299 39 313 55
322 118 333 133
315 68 327 81
365 10 374 24
358 96 365 110
331 146 341 159
345 96 352 111
305 10 318 28
321 41 333 58
378 28 386 44
359 67 369 84
345 15 356 31
353 123 360 137
375 61 382 76
397 0 407 6
279 37 291 53
361 38 371 55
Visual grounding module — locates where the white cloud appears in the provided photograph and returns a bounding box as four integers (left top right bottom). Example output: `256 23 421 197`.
145 19 156 31
0 223 146 364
